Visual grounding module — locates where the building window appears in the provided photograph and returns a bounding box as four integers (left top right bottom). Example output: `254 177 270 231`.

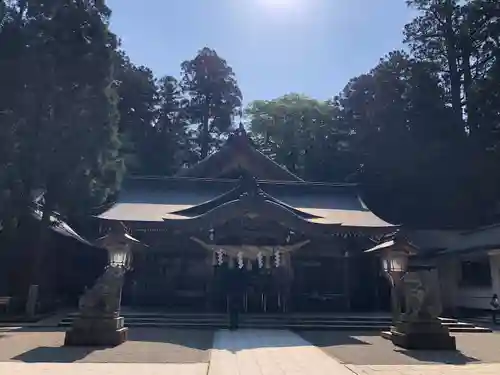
460 257 492 287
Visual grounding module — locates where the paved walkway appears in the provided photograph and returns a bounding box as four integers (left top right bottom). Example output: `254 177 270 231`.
2 328 500 374
209 329 354 375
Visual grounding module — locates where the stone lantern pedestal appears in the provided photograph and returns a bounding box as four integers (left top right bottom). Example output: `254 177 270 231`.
64 313 128 347
389 318 456 350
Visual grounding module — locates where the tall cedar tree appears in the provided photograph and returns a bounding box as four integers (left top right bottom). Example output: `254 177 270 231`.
181 47 242 159
12 0 124 295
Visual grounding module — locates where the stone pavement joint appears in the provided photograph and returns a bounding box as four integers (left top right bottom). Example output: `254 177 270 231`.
208 329 355 375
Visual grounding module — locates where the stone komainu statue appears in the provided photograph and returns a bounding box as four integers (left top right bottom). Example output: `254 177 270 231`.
78 265 127 317
403 269 441 321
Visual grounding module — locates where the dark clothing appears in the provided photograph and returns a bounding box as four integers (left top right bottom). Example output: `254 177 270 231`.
228 294 241 330
491 297 499 325
225 267 247 330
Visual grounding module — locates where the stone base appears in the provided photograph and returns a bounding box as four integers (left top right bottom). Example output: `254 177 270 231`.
380 330 392 340
64 316 128 347
389 319 456 350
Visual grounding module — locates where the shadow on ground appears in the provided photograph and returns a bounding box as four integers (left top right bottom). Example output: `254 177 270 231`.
297 330 500 366
395 348 479 364
12 347 97 363
2 327 214 364
296 330 374 347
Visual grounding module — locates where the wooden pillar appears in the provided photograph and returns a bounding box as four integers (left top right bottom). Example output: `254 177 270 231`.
206 251 218 312
344 254 351 311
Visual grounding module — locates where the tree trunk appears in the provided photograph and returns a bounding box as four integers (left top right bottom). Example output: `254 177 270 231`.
200 103 210 159
443 1 464 128
460 21 478 134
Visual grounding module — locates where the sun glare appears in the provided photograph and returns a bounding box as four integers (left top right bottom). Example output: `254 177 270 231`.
257 0 300 10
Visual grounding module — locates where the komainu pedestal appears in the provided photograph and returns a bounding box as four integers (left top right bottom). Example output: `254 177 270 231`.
64 315 128 347
390 319 456 350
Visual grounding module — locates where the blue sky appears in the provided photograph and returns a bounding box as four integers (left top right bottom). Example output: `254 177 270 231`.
107 0 416 104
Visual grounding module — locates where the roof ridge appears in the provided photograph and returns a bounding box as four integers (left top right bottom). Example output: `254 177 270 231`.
174 129 303 181
124 175 358 188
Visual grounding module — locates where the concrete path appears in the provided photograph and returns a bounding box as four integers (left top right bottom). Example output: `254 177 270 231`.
2 328 500 374
0 363 208 375
208 329 354 375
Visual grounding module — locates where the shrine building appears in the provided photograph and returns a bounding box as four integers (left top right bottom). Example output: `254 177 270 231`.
97 128 396 313
2 128 500 318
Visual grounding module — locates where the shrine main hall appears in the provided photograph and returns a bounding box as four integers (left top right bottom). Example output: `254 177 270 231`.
97 128 396 313
2 127 500 318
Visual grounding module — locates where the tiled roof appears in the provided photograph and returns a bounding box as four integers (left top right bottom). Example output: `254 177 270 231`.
98 176 394 229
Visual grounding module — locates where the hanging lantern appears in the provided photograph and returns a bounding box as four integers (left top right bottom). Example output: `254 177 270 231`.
275 251 281 268
209 228 215 242
216 249 224 266
237 252 244 269
257 252 264 268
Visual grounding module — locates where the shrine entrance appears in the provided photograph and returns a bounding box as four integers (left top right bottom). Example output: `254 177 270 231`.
200 239 307 314
212 264 280 313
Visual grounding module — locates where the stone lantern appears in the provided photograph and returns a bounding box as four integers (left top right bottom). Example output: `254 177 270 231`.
366 236 456 350
366 239 410 325
64 222 143 347
390 259 456 350
381 247 409 325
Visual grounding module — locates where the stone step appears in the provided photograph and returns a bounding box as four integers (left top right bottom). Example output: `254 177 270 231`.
61 318 392 324
58 315 490 332
66 312 394 320
464 316 494 324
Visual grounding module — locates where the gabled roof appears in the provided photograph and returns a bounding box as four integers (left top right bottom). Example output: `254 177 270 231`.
175 128 303 182
98 175 395 233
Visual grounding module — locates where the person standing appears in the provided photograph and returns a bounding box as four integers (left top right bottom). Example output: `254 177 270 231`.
491 294 500 325
228 292 240 330
227 267 245 330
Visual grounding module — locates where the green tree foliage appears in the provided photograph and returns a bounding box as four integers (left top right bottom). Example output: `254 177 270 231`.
114 52 193 175
0 0 125 283
155 75 196 173
246 47 500 226
181 47 242 159
404 0 465 129
404 0 500 137
114 52 159 174
247 94 354 181
338 51 493 226
17 0 124 217
2 0 500 237
0 0 23 228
